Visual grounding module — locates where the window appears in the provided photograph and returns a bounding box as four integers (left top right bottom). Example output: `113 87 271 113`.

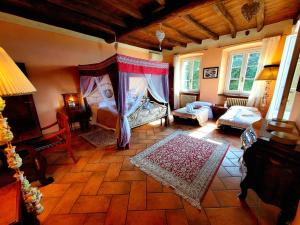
226 49 261 95
181 57 201 92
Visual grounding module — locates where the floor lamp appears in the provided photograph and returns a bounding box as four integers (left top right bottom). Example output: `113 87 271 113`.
0 47 43 215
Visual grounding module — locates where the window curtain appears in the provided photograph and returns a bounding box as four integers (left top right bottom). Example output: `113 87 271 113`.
247 36 281 114
173 54 181 109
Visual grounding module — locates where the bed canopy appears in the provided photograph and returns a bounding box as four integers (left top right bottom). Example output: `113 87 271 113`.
78 54 169 148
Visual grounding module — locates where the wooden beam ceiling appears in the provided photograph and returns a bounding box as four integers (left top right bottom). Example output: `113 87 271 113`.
104 0 143 19
0 0 116 41
181 14 219 40
139 30 187 48
124 35 172 50
47 0 127 28
256 0 265 32
213 0 237 38
162 23 202 44
0 0 299 50
155 0 166 6
118 0 214 39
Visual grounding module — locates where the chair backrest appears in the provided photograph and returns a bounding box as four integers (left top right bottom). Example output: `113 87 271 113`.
56 111 71 144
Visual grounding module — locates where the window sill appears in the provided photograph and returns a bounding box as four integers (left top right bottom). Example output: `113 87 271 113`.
218 93 249 98
180 91 200 95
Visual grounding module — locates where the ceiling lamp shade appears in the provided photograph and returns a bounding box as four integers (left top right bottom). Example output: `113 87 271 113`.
0 47 36 96
256 64 279 81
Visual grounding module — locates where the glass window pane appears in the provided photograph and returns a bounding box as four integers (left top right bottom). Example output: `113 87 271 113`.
243 79 254 91
192 80 199 90
183 81 189 90
232 54 243 67
183 61 191 80
248 53 260 66
193 60 200 72
245 66 258 78
229 80 239 90
230 67 241 79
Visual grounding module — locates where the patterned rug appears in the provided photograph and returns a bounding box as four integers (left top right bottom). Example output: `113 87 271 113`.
80 127 116 148
130 131 229 209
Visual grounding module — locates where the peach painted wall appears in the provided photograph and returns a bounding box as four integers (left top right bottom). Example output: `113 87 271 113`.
164 20 293 106
0 18 150 131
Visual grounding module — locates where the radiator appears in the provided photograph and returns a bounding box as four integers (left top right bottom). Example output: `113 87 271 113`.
180 94 197 107
225 97 248 108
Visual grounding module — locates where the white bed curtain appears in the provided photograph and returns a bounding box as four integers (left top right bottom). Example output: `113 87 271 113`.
247 36 281 112
173 54 181 109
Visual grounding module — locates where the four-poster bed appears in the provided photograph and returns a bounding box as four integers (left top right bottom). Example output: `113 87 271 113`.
78 54 169 148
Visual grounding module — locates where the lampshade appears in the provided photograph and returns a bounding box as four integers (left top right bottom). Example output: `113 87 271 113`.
255 64 279 81
0 47 36 96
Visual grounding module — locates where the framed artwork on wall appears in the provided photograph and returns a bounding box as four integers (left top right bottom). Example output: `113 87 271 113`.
203 67 219 79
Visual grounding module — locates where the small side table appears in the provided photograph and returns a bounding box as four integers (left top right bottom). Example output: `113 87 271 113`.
212 105 227 119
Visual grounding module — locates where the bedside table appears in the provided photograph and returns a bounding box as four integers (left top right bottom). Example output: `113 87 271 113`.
212 105 227 119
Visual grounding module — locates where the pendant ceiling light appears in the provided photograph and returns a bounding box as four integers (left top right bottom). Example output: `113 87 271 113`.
156 23 165 50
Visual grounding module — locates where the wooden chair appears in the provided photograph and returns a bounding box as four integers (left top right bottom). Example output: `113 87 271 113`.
32 112 77 163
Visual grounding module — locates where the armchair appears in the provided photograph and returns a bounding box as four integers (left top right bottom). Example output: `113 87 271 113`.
31 112 77 163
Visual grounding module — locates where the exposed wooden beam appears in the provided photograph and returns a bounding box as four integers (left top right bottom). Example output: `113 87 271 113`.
213 1 237 38
104 0 143 19
162 23 202 44
164 38 187 48
181 14 218 40
118 0 215 38
139 30 187 48
256 0 264 32
0 0 116 41
47 0 127 28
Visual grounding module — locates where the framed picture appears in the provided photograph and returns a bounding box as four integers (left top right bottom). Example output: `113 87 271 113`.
203 67 219 79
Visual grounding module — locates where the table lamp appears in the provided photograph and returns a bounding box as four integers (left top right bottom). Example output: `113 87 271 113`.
0 47 43 215
255 64 279 114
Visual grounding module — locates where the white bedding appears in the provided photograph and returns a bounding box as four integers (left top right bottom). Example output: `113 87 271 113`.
217 106 261 129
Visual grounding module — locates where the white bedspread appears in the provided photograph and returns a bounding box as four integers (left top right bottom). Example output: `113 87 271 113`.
217 106 261 129
172 106 209 126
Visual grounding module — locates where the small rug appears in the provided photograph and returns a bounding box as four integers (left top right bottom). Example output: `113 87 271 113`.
80 127 116 148
130 131 229 209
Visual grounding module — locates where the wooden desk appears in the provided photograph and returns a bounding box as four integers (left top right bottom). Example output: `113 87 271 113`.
239 121 300 225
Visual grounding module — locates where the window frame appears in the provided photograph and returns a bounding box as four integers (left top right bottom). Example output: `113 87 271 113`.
180 56 201 92
225 47 262 96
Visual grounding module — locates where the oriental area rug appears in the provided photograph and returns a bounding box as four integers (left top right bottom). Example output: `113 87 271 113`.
80 127 116 148
130 131 229 209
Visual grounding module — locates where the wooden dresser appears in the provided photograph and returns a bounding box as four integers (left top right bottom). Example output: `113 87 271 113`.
239 121 300 225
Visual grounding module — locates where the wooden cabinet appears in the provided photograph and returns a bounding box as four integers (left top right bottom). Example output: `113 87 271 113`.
0 181 39 225
239 125 300 225
2 63 41 144
212 105 227 119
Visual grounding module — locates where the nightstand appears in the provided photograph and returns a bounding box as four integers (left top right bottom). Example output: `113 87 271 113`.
62 93 91 130
212 105 227 119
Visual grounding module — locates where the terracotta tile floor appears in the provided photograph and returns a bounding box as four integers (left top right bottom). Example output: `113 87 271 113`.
38 121 280 225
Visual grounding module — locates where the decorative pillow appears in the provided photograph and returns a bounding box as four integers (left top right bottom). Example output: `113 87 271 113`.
186 103 194 113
